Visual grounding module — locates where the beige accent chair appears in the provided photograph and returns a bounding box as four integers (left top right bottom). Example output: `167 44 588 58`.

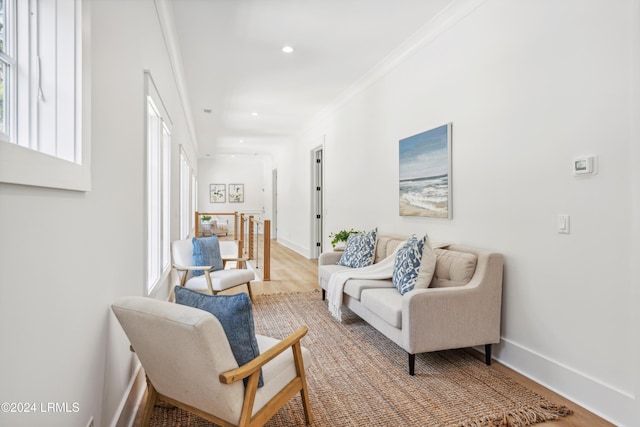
213 216 230 236
172 239 255 301
111 296 313 427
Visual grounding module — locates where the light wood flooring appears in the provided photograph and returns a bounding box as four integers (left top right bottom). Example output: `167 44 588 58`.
137 238 613 426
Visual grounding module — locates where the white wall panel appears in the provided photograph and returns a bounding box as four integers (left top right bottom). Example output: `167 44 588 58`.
287 1 639 424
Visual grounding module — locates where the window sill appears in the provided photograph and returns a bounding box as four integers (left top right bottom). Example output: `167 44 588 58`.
0 141 91 191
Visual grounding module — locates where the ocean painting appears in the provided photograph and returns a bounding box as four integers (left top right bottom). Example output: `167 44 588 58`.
399 124 451 218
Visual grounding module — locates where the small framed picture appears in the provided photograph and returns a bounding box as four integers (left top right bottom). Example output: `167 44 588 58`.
228 183 244 203
210 184 226 203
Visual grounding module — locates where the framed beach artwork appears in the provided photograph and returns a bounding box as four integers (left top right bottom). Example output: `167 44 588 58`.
210 184 226 203
399 123 452 218
228 183 244 203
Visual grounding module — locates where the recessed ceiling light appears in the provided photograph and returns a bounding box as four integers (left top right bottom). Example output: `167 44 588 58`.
251 112 259 117
282 45 294 54
239 139 245 143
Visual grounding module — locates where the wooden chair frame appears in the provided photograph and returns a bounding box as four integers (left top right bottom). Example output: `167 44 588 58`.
139 326 313 427
173 261 253 301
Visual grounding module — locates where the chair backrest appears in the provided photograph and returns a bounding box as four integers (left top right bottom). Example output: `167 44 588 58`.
171 239 194 267
173 238 241 266
111 296 245 424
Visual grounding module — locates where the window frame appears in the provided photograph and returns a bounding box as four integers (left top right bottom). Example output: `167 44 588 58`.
0 0 91 192
179 146 194 240
145 71 171 295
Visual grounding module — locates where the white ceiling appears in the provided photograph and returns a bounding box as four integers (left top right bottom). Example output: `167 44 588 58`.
169 0 457 158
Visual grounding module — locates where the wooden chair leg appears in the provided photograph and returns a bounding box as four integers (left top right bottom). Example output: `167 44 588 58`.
293 342 313 425
141 379 158 427
247 282 254 302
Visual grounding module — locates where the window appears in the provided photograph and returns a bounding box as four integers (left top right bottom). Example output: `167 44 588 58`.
179 147 192 239
192 174 198 227
145 72 171 294
0 0 90 191
0 0 13 140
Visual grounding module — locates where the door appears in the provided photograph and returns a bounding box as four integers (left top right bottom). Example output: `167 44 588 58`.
272 168 278 240
311 146 323 258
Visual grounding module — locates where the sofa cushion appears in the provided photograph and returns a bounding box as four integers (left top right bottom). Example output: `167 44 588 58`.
337 228 377 268
174 286 263 387
360 288 403 328
392 235 424 295
414 234 437 289
192 236 224 276
374 236 406 264
318 264 352 287
431 249 478 288
344 278 395 300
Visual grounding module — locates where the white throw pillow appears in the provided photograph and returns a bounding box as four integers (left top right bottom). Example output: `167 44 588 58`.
414 234 436 289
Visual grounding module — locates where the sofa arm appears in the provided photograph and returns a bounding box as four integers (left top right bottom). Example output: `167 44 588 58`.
318 251 342 266
401 251 503 354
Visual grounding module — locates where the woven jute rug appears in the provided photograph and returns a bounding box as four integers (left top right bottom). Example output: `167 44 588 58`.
149 291 572 426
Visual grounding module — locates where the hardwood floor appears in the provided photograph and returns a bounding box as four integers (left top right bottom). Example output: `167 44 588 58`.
138 238 613 426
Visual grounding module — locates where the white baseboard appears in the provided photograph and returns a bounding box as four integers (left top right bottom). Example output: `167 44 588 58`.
275 237 310 259
494 338 636 427
111 362 146 427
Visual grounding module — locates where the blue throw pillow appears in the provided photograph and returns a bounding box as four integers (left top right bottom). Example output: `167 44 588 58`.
337 228 377 268
192 236 224 277
392 235 425 295
174 286 263 387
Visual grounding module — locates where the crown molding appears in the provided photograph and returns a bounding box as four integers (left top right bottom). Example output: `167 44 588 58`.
153 0 200 154
301 0 489 135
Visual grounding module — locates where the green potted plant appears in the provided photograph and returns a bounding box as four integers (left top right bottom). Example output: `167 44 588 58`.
200 215 212 222
329 228 363 249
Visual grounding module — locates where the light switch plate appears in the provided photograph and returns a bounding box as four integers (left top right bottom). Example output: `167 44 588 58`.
558 214 570 234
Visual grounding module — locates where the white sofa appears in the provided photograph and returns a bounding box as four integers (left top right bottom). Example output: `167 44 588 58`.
318 234 504 375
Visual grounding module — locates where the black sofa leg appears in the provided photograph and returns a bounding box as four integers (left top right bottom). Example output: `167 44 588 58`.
485 344 492 365
408 353 415 376
322 289 325 300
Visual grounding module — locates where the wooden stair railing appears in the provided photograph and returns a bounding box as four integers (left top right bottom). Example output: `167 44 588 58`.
194 211 270 280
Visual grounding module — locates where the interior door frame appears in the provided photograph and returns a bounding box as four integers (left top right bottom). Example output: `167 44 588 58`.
310 142 324 259
272 168 277 240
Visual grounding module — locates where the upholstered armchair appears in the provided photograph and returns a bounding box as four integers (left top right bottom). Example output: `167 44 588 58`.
111 295 313 427
172 236 255 300
212 216 230 236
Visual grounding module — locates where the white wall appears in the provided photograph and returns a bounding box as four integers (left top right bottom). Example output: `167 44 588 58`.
197 156 271 220
270 140 314 253
0 1 198 426
283 0 640 425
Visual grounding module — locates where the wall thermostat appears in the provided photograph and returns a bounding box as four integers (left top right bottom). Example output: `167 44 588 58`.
572 156 596 175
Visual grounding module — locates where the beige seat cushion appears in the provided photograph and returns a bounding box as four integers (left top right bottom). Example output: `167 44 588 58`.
252 335 311 416
185 268 255 292
344 278 394 300
431 249 478 288
360 288 403 328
